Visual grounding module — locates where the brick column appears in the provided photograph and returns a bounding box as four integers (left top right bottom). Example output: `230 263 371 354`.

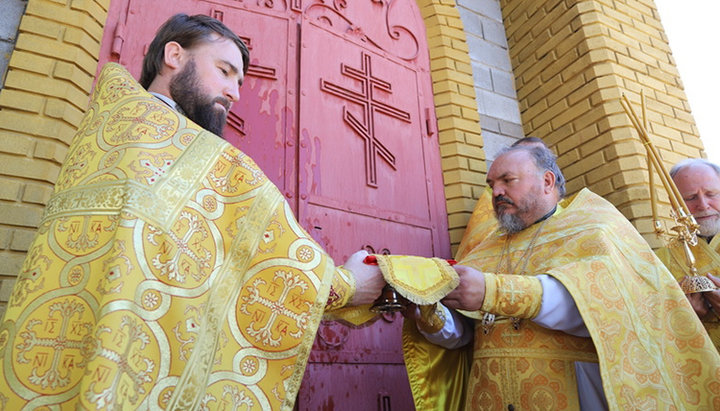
418 0 487 254
501 0 703 247
0 0 109 313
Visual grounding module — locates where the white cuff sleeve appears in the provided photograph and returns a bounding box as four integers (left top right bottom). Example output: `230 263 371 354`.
533 274 589 337
417 304 473 349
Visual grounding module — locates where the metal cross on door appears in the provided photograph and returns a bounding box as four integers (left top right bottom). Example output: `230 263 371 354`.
320 51 411 187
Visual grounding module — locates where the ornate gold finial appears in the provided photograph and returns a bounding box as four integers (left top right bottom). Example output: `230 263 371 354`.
620 92 717 294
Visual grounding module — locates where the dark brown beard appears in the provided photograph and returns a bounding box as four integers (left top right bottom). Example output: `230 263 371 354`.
169 59 229 137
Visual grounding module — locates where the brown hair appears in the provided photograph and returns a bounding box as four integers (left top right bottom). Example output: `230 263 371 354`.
139 13 250 89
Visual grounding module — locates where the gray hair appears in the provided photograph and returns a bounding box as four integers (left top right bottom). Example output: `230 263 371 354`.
497 145 566 198
511 136 546 147
670 158 720 179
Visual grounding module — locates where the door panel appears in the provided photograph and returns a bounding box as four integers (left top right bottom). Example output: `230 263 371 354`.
98 1 449 408
296 362 414 411
218 9 296 194
99 0 296 196
299 22 431 225
296 4 447 408
303 203 433 261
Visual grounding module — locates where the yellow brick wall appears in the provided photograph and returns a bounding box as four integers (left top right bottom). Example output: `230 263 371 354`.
500 0 703 248
0 0 110 311
418 0 486 255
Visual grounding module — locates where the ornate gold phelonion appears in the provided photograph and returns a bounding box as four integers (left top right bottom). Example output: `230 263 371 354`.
621 93 717 294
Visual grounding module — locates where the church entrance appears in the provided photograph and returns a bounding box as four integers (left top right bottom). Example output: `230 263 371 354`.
99 1 449 408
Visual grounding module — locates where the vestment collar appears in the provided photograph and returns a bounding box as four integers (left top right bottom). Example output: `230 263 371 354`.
149 92 186 115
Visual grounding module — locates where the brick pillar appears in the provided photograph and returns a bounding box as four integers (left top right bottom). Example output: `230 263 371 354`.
418 0 486 255
500 0 703 247
0 0 109 314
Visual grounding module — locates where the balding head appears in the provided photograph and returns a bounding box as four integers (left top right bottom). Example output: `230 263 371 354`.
671 158 720 238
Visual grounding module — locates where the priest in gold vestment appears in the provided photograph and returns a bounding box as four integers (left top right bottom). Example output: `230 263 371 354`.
0 14 384 410
404 146 720 410
656 158 720 353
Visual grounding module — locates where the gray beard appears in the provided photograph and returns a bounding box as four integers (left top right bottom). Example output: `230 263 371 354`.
497 212 527 234
698 218 720 238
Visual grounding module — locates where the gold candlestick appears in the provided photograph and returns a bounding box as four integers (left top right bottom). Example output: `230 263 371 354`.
621 92 717 294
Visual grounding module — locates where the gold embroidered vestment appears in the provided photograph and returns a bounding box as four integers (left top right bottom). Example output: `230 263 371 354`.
657 236 720 352
0 63 355 410
404 189 720 410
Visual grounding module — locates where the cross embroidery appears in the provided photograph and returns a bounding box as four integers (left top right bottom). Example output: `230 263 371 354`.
108 102 174 143
219 385 254 409
504 279 524 305
15 300 92 390
57 216 106 252
148 211 212 283
209 151 263 193
84 316 155 409
500 326 523 346
321 52 411 187
240 270 311 347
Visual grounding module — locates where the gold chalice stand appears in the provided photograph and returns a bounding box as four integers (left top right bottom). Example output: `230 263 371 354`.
621 93 717 294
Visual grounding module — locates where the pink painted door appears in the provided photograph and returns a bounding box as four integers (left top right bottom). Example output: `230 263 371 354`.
98 1 449 409
99 0 298 196
294 5 447 409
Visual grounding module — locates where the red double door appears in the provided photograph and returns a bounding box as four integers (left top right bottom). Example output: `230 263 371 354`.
99 0 450 408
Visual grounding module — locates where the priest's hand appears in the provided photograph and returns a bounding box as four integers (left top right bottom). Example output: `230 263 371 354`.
688 292 709 317
703 273 720 317
344 250 384 306
442 265 485 311
402 303 421 321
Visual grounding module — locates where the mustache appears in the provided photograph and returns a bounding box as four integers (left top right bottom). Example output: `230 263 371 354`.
493 195 515 207
213 96 231 112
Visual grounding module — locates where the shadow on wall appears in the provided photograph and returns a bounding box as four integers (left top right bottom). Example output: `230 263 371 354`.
0 0 29 86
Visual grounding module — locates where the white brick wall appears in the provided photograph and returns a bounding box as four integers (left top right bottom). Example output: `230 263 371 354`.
0 0 27 84
456 0 523 165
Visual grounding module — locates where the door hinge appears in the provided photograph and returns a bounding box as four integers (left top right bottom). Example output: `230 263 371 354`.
111 22 125 58
425 108 436 138
378 392 391 411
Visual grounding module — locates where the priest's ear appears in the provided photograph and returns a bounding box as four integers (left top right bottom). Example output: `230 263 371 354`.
163 41 186 71
542 170 556 195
